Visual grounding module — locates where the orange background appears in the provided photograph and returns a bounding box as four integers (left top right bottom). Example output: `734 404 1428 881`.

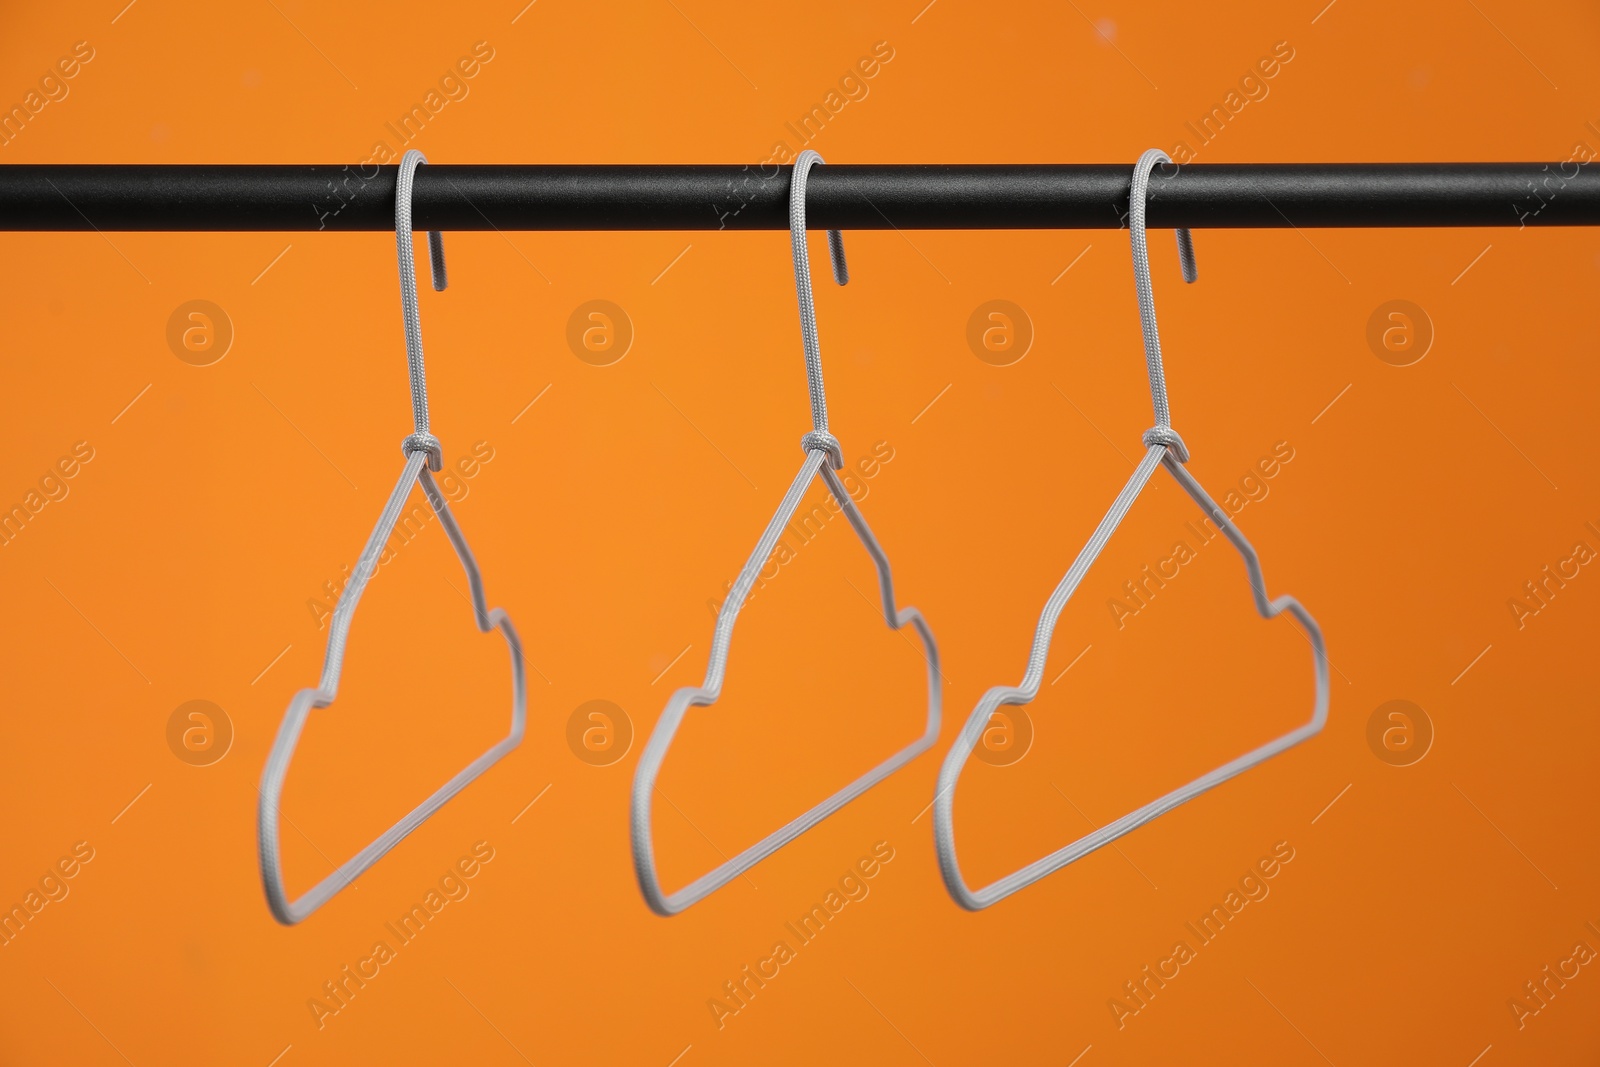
1 1 1597 1063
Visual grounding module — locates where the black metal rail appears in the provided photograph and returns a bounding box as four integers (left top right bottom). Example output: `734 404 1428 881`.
0 163 1592 231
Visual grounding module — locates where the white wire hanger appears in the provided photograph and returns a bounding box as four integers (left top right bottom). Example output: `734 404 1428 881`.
629 150 943 916
257 150 528 926
931 149 1330 911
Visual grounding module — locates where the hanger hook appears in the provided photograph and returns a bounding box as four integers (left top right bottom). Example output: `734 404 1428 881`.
396 149 447 471
1129 148 1198 464
790 149 849 469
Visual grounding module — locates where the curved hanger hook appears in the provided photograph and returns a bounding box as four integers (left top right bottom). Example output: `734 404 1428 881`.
790 149 850 469
1129 148 1198 463
395 149 449 471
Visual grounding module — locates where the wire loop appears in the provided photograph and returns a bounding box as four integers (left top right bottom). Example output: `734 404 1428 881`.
1140 425 1189 464
799 429 844 470
401 430 443 468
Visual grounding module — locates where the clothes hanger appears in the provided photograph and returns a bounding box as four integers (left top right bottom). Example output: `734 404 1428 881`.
931 148 1330 911
256 150 528 925
629 150 942 916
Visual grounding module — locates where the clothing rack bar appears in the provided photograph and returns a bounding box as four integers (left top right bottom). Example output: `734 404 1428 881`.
0 163 1592 231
